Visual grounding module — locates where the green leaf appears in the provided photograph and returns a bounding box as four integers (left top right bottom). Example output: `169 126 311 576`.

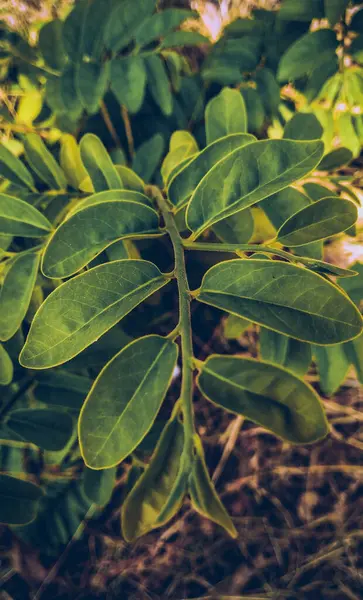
303 182 337 201
213 209 254 244
73 189 151 213
260 328 312 376
20 260 170 369
324 0 349 26
189 435 237 538
60 134 89 190
110 57 147 114
0 251 40 341
121 416 185 541
42 200 160 278
62 0 87 60
38 19 67 71
205 88 247 145
104 0 155 53
186 139 324 237
276 197 357 246
0 343 13 386
344 332 363 383
83 466 116 506
135 9 196 46
318 147 353 170
145 55 173 117
255 68 280 117
23 134 67 190
81 0 114 60
196 259 362 344
5 408 73 451
161 130 198 184
80 134 122 192
279 0 324 21
240 88 265 133
114 167 144 192
224 314 251 339
277 30 338 82
313 344 350 395
79 335 178 469
132 133 165 182
76 61 110 115
197 355 329 444
160 31 209 49
168 133 255 208
0 143 35 191
0 474 43 525
0 193 52 237
339 262 363 307
350 8 363 33
283 113 323 140
34 370 92 411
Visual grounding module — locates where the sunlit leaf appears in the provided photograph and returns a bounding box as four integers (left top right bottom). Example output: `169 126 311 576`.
60 134 89 191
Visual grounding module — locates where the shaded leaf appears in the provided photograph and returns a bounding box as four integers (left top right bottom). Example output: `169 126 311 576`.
110 57 146 114
160 31 209 49
325 0 349 26
23 134 67 190
0 251 40 341
0 193 52 237
83 466 116 506
0 474 43 525
135 9 196 46
79 335 178 469
339 262 363 307
0 343 13 386
260 328 312 376
121 416 185 541
196 259 362 344
313 344 350 395
5 408 73 451
34 370 92 411
132 134 165 182
189 435 237 537
197 355 328 443
278 30 337 82
0 143 35 191
145 55 173 117
76 61 110 115
283 113 323 140
318 147 353 170
38 19 67 71
20 260 170 369
104 0 155 53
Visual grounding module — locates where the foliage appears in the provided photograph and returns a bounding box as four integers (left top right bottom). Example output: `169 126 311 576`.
0 0 362 553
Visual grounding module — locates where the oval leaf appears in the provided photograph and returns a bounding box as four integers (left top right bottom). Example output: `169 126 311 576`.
42 200 160 278
277 30 338 82
135 9 196 46
145 55 173 117
20 260 170 369
110 57 147 114
73 189 151 214
0 143 35 191
0 193 52 237
205 88 247 145
6 408 73 451
76 61 110 115
60 134 88 190
121 416 185 542
189 435 237 538
23 134 67 190
277 197 357 246
197 355 329 444
260 328 312 377
0 343 13 386
196 259 362 344
0 251 40 341
83 466 116 506
168 133 255 208
79 335 178 469
186 139 324 237
80 134 122 192
0 474 43 525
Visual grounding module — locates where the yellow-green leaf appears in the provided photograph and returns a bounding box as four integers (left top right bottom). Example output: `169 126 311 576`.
80 134 122 192
205 88 247 144
23 134 67 190
0 343 13 386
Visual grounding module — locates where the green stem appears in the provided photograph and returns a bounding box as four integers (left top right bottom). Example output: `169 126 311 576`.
152 187 195 459
183 240 290 258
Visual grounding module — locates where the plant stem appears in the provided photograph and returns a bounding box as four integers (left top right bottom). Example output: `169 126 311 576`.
121 105 135 160
151 187 195 458
100 101 122 149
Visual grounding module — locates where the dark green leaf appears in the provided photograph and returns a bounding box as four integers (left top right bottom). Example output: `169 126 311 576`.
350 8 363 32
0 474 43 525
83 466 116 506
205 88 247 145
186 139 324 237
325 0 349 26
20 260 170 369
23 134 67 190
42 200 160 278
277 30 338 82
168 133 255 208
62 0 87 60
283 113 323 140
38 19 67 71
344 332 363 383
213 209 254 244
0 193 52 237
0 251 40 341
0 143 35 191
121 416 185 541
318 147 353 170
255 68 280 116
5 408 73 451
240 87 265 133
76 61 110 115
260 328 312 376
279 0 324 21
189 435 237 537
34 371 92 410
276 197 357 246
80 134 122 192
136 9 196 46
303 182 337 201
104 0 155 53
0 343 13 386
79 335 178 469
110 57 146 114
145 55 173 117
197 259 362 344
197 355 328 444
339 262 363 307
313 344 350 395
160 31 209 49
132 134 165 182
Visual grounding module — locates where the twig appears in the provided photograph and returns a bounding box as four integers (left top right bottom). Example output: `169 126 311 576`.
100 101 122 149
121 105 135 160
212 416 244 484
